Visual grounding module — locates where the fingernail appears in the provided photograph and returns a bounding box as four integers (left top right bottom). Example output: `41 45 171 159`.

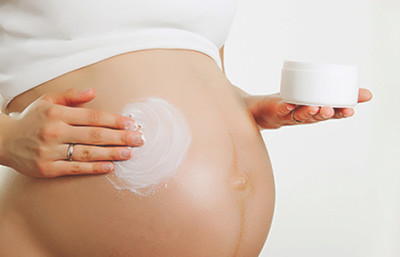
141 133 146 143
124 120 138 131
309 111 317 115
286 105 295 111
103 163 114 172
121 149 133 159
131 133 145 146
322 114 328 119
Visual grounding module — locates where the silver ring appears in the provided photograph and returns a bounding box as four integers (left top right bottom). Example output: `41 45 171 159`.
67 144 74 161
291 109 303 123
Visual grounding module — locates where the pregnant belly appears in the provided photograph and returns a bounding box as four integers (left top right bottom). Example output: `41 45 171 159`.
0 49 275 257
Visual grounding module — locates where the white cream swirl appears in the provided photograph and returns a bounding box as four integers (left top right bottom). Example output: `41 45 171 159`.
107 97 192 197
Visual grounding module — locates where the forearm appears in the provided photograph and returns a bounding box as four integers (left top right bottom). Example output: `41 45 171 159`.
0 113 12 165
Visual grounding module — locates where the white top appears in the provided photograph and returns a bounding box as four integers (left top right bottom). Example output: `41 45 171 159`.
0 0 238 112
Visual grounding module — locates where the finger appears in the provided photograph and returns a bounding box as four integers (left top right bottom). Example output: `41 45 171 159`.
332 108 354 119
277 101 296 116
44 161 114 177
358 88 373 103
310 106 335 121
59 105 140 130
64 126 145 147
41 88 96 106
288 105 320 123
58 144 133 162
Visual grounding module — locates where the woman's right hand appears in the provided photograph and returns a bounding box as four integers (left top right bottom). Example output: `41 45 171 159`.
0 88 144 178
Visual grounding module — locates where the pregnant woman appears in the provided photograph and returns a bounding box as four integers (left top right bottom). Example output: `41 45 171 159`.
0 1 372 256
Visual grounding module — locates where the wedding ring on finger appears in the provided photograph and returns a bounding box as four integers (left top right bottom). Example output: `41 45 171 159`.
291 109 303 123
67 143 74 161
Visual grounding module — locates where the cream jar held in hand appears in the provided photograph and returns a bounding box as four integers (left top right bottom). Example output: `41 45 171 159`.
280 60 360 108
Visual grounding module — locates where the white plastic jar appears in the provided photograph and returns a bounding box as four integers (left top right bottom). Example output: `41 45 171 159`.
280 60 360 107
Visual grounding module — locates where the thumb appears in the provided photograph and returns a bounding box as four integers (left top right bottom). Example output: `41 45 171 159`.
358 88 373 103
40 88 96 106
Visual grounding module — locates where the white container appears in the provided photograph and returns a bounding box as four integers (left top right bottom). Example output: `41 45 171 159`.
280 60 360 107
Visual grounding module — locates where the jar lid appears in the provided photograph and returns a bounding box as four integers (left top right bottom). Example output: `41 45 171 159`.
283 60 359 73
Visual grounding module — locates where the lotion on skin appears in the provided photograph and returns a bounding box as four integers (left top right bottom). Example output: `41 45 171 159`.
107 97 192 197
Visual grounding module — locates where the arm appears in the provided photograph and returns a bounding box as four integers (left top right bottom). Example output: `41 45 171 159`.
0 113 12 162
219 45 373 129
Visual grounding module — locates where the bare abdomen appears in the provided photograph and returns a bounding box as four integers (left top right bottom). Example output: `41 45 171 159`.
0 49 275 257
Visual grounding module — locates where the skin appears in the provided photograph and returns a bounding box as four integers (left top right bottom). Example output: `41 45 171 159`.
242 90 372 129
0 49 274 257
0 89 145 177
0 46 372 256
0 46 373 178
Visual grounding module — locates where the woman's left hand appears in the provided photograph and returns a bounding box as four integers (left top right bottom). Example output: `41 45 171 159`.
249 88 373 129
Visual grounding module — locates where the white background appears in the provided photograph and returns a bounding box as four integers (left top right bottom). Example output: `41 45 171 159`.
225 0 400 256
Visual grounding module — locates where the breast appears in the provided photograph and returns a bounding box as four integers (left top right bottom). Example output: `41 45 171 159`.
0 49 274 257
0 0 237 48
